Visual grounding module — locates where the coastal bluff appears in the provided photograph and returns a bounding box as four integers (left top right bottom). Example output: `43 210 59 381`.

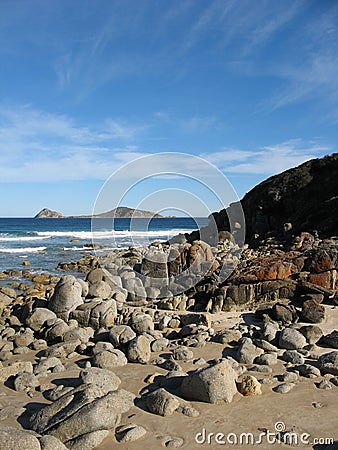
193 152 338 244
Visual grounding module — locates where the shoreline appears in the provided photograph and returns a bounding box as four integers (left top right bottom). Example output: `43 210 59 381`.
0 231 337 449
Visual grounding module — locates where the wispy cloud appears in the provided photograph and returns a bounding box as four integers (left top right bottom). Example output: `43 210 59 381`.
255 4 338 112
178 0 337 114
204 139 331 175
0 105 331 182
154 111 221 134
0 105 148 182
243 1 304 54
2 0 336 114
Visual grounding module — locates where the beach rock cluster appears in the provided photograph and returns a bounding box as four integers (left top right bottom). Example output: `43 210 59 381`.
0 154 337 449
0 229 337 448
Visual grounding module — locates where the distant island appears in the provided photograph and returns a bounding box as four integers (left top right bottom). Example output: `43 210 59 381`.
34 207 166 219
34 208 65 218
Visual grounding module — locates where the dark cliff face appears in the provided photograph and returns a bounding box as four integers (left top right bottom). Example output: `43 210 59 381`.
210 153 338 242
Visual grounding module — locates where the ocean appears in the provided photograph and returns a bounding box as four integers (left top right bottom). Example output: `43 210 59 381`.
0 217 209 274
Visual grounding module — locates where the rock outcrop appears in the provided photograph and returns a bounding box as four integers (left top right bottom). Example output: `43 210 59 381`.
200 153 338 243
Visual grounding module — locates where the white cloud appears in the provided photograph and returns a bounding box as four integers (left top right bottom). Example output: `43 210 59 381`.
0 105 332 183
206 139 331 175
0 105 149 182
154 111 220 134
180 116 219 133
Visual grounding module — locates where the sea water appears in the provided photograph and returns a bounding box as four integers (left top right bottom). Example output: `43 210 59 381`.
0 217 208 273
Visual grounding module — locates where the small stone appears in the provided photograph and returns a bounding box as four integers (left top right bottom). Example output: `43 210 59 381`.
236 337 263 364
297 364 321 378
80 367 121 393
249 365 272 373
321 330 338 349
330 376 338 386
151 338 169 352
172 346 194 361
181 406 199 417
115 423 147 443
92 347 128 369
312 402 323 408
281 350 304 365
26 308 57 332
109 325 136 348
168 318 181 329
32 339 48 351
278 327 307 350
0 361 33 382
181 360 237 404
215 329 242 345
193 357 206 366
261 322 279 342
318 351 338 375
146 388 180 416
162 436 184 448
280 371 299 383
129 313 154 334
272 302 297 324
14 372 39 392
254 339 278 352
255 352 277 365
127 335 151 364
316 379 332 390
160 359 182 371
238 375 262 396
301 299 325 323
34 357 65 376
273 382 295 394
299 325 323 345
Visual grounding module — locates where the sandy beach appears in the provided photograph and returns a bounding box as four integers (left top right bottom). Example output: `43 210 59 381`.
0 305 337 449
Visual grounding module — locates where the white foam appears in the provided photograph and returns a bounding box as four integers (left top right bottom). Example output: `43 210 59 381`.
0 246 47 254
109 229 188 237
37 231 111 239
36 229 190 239
62 246 92 251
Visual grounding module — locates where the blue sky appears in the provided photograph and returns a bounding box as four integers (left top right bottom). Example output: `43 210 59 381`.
0 0 337 216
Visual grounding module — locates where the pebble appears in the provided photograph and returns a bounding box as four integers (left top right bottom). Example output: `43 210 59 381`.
115 423 147 443
330 376 338 386
316 380 332 390
273 382 296 394
162 437 184 448
280 371 299 383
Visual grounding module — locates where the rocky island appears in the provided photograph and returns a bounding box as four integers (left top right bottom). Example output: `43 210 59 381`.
35 206 165 219
1 153 337 450
34 208 65 219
